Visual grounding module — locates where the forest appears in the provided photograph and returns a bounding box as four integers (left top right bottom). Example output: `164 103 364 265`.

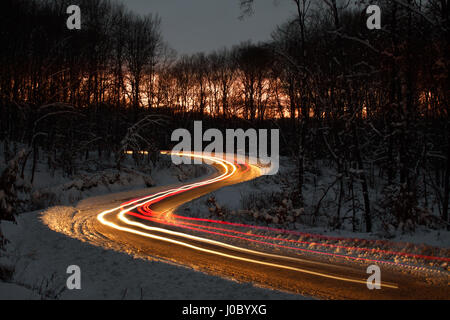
0 0 449 235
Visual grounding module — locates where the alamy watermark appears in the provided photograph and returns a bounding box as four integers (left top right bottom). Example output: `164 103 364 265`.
366 5 381 30
171 121 279 176
66 265 81 290
366 264 381 290
66 5 81 30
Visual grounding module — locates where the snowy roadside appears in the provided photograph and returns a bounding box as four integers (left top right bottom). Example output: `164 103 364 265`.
0 152 212 214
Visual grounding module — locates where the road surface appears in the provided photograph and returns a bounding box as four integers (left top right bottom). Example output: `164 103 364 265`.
44 152 449 299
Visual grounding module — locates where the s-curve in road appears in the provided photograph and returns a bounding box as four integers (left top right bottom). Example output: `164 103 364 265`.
43 151 450 300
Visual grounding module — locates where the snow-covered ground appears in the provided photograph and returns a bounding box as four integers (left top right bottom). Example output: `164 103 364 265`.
0 281 40 300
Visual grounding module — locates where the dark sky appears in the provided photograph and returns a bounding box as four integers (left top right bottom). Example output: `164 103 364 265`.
121 0 295 55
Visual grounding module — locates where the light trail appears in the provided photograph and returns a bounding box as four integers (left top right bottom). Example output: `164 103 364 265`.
95 151 448 292
96 151 405 288
99 205 399 288
130 192 449 263
121 154 449 264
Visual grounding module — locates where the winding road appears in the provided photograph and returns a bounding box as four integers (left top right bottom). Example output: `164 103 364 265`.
43 151 449 300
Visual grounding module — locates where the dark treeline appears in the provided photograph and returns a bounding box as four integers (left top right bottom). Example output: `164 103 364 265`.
0 0 449 231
